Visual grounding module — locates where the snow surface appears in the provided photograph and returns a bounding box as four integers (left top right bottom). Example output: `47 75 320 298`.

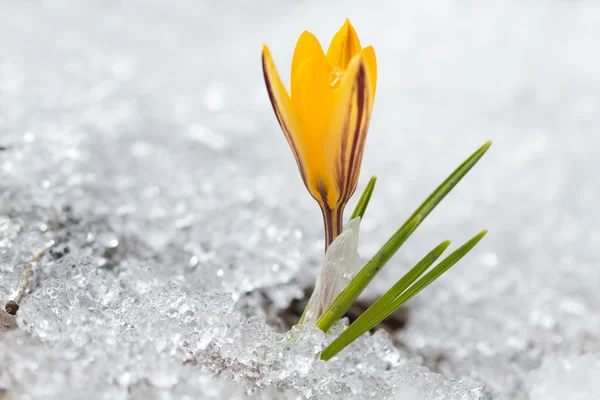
525 353 600 400
1 1 599 399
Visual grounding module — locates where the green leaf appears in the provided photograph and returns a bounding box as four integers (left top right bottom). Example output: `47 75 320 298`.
316 141 491 332
320 240 450 360
350 176 377 220
298 294 313 324
385 230 488 313
397 140 491 235
321 230 487 361
316 213 422 331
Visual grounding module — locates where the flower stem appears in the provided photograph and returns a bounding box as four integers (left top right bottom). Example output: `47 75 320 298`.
321 205 344 250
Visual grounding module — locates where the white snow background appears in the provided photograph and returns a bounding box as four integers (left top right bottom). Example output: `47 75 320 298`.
1 1 599 399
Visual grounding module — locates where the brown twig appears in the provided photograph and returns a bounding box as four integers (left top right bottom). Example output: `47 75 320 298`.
4 251 44 315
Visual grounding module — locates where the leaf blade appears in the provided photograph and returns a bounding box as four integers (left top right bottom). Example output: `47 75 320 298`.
350 176 377 220
320 240 451 360
384 230 488 315
321 230 488 361
402 140 491 228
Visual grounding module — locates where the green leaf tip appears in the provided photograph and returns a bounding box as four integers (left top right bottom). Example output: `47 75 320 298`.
402 140 491 231
395 230 487 305
439 239 452 249
350 176 377 220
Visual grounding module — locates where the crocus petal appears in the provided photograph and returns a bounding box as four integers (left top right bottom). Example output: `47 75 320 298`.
291 52 333 137
290 51 335 205
326 19 362 70
324 55 373 209
291 31 328 90
262 45 307 186
360 46 377 100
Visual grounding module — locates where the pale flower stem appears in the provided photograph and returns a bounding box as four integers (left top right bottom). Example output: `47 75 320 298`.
296 206 343 323
315 279 337 320
299 207 349 323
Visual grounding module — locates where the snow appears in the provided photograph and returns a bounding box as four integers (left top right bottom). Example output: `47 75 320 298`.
1 1 599 399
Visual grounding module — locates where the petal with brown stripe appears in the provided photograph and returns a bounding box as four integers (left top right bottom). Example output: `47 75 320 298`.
324 55 373 210
360 46 378 100
262 45 307 185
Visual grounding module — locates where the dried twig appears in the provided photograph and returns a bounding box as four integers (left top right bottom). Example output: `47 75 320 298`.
4 251 44 316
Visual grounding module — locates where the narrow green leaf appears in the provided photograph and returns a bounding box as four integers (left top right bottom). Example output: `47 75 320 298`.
385 230 488 313
320 240 450 361
298 293 313 324
350 176 377 220
321 230 487 361
401 141 491 229
316 140 491 333
349 240 450 330
316 213 422 332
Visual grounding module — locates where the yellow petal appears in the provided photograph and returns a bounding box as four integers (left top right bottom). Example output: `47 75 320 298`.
262 45 307 186
326 19 362 70
360 46 377 101
291 50 333 138
290 53 335 204
324 55 373 209
291 31 328 91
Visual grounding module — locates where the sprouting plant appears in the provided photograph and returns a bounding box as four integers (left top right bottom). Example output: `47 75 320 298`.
262 20 490 360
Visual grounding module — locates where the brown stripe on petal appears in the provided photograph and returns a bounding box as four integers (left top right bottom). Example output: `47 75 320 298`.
262 54 308 186
346 64 367 195
351 120 369 189
315 178 329 214
355 80 373 186
348 78 371 194
335 80 355 205
348 128 368 197
316 178 342 250
316 178 331 249
339 62 368 206
336 106 351 200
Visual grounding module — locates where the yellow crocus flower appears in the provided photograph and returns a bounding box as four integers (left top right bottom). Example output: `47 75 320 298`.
262 19 377 249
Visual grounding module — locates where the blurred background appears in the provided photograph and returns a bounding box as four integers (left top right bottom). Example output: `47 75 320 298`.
1 1 599 399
